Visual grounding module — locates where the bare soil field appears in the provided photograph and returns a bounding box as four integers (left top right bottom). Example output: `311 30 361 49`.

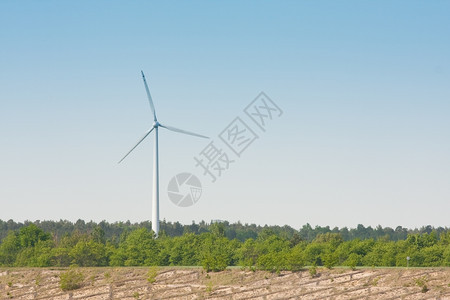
1 267 449 299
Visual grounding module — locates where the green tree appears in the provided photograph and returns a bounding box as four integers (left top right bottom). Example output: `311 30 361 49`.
344 253 361 269
406 233 437 249
91 226 106 244
257 251 288 272
69 239 108 266
421 245 445 267
0 231 20 266
253 232 291 272
18 224 51 248
443 245 450 266
286 243 305 271
50 246 71 267
303 243 326 266
200 234 233 272
237 238 258 268
322 249 338 269
362 241 396 267
168 233 201 266
313 233 343 248
110 228 159 266
15 239 53 267
312 233 343 269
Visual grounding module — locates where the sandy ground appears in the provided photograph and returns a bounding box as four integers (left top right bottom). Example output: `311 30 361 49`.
1 267 449 299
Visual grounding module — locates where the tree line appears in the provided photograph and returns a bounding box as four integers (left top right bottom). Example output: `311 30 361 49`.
0 221 449 271
1 219 448 243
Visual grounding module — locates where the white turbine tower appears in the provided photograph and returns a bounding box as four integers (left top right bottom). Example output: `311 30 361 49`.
119 71 208 237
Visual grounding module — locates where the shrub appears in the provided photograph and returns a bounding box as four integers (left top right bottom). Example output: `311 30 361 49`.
147 266 158 283
344 253 361 270
257 252 287 273
322 251 338 269
200 236 231 272
287 245 305 271
206 281 214 293
309 265 317 278
60 267 84 291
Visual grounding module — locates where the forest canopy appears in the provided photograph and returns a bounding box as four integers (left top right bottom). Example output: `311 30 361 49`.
0 220 449 271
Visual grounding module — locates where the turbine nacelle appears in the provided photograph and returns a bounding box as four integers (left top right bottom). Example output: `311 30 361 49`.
153 121 161 128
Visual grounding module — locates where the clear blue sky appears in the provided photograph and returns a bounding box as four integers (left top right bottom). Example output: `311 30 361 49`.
1 1 449 229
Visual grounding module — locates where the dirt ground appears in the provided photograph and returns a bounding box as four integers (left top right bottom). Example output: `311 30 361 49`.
1 267 449 299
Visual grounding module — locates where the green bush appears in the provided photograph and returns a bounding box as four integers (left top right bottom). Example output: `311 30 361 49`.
309 264 317 278
60 267 84 291
147 266 158 283
344 253 361 270
200 236 231 272
322 251 338 269
286 244 305 271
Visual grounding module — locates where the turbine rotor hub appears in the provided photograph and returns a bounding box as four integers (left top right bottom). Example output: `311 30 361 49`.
153 121 160 128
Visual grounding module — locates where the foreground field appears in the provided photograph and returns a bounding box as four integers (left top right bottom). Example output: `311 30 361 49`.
1 267 449 299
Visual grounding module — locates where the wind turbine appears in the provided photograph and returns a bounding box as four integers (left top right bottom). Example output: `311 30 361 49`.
119 71 208 237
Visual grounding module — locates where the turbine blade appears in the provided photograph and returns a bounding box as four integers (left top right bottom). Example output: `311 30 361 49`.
141 71 157 122
160 124 209 139
118 127 154 164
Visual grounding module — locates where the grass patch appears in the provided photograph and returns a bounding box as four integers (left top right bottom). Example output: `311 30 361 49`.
104 271 111 280
205 281 214 293
372 277 380 286
414 276 429 293
35 273 42 286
